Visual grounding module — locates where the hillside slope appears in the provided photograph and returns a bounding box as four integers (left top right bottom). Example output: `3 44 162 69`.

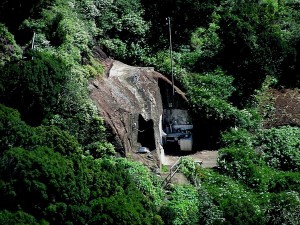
263 89 300 128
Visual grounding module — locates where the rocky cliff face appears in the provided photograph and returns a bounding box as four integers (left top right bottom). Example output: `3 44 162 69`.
90 59 174 169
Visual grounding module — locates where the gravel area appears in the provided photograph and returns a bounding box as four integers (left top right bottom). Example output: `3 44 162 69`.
163 150 218 168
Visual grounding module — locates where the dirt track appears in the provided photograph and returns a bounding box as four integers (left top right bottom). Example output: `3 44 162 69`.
263 88 300 128
163 150 218 168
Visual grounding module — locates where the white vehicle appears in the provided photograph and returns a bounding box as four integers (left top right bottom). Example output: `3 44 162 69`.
165 124 193 151
137 147 150 153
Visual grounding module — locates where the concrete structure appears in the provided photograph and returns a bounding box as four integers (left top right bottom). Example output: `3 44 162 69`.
162 109 193 152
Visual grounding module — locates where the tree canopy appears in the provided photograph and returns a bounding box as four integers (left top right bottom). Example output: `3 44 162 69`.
0 0 299 224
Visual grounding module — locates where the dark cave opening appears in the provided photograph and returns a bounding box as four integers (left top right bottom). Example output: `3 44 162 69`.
137 115 156 150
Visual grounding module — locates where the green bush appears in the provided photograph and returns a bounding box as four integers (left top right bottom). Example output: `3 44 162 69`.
0 104 32 152
33 125 82 156
94 0 150 64
21 0 107 147
266 191 300 225
181 69 239 124
0 51 70 125
117 158 164 207
89 188 156 225
197 186 225 225
218 146 269 189
0 104 82 156
48 109 107 148
190 12 222 58
218 127 300 192
85 141 115 158
221 128 254 148
254 126 300 171
0 147 84 216
268 171 300 193
160 185 200 225
202 171 266 225
0 144 160 224
87 158 161 225
0 23 22 66
179 156 202 184
0 210 41 225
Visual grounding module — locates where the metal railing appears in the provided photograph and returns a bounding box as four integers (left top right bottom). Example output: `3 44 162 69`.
161 157 182 187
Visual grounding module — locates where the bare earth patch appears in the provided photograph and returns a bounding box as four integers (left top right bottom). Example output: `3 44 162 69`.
163 150 218 168
263 88 300 128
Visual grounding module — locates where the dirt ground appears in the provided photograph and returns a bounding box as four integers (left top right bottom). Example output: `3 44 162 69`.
163 150 219 168
159 150 218 185
263 88 300 128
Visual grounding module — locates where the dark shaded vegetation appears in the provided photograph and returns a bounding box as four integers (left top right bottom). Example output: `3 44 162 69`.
0 104 160 224
0 0 299 224
0 51 69 125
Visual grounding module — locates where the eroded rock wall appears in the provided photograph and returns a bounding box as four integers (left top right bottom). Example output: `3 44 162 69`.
89 60 165 169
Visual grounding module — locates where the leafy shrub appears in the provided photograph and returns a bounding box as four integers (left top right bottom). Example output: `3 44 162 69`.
218 129 260 183
0 144 160 224
89 189 156 225
218 146 269 189
221 128 254 148
218 127 300 192
149 50 177 74
254 126 300 171
202 171 266 225
197 186 225 225
21 1 106 147
0 104 32 152
268 171 300 193
179 156 202 184
117 158 164 207
87 158 161 225
160 185 200 225
0 210 40 225
185 69 235 101
190 12 222 58
0 104 82 156
48 110 107 149
83 58 104 78
33 125 82 156
101 38 127 59
0 23 22 66
266 191 300 225
0 51 70 125
0 147 84 216
94 0 150 64
85 141 115 158
180 69 259 129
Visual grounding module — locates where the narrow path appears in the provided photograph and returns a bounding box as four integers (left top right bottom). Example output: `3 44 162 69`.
163 150 218 168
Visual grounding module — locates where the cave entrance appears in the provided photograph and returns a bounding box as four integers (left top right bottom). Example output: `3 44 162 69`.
137 115 156 150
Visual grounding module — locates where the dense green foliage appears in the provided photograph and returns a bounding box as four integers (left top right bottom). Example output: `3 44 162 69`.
218 128 300 191
179 156 300 225
0 0 300 224
0 51 70 124
0 104 81 156
255 126 300 171
0 104 162 224
0 23 22 65
160 185 199 225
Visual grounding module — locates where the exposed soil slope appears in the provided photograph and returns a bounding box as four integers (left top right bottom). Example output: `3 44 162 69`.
263 88 300 128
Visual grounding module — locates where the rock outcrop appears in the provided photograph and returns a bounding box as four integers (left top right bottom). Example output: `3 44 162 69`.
90 59 186 169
